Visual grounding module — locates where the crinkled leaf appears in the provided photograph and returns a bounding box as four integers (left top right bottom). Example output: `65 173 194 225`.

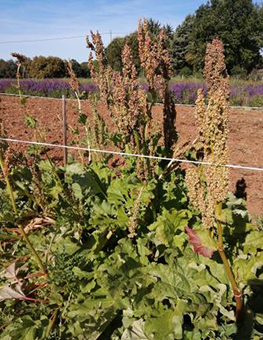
2 261 28 280
72 182 83 199
186 226 217 258
9 316 47 340
0 284 26 301
145 309 183 340
244 231 263 253
149 209 191 247
66 163 85 175
121 319 149 340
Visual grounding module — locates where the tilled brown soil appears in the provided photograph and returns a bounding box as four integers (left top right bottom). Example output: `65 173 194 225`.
1 94 263 217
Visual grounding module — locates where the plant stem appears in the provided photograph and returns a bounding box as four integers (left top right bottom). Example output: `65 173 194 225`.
46 309 59 337
16 64 22 100
216 203 242 319
0 150 48 276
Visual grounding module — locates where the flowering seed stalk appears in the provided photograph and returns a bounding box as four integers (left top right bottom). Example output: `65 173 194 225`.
186 38 242 319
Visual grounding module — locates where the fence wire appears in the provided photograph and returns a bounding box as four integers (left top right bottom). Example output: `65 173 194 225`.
0 137 263 172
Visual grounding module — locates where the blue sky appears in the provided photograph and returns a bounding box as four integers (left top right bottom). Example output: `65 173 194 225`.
0 0 262 62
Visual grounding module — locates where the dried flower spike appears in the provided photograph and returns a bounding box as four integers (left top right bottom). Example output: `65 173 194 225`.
11 52 26 64
138 19 177 151
67 59 80 94
186 38 229 229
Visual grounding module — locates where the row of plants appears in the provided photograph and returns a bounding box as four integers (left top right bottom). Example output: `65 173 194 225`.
0 79 97 100
0 21 263 339
1 77 263 107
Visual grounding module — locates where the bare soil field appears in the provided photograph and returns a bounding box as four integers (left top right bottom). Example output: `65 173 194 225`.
1 94 263 217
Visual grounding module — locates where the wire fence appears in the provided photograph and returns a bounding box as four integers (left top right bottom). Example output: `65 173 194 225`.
0 137 263 172
1 93 263 172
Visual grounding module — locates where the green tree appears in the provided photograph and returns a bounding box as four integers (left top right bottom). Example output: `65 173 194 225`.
106 32 140 73
148 18 173 39
106 19 174 74
0 59 16 78
80 62 90 78
170 15 195 74
22 57 32 78
28 56 67 78
106 36 126 72
67 59 83 78
147 18 162 35
185 0 263 73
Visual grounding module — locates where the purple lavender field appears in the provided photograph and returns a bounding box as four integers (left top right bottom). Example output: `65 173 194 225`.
170 82 263 107
0 79 98 99
0 79 263 107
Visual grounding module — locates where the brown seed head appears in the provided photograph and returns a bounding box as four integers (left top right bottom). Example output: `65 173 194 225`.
67 59 80 93
122 43 136 80
86 36 95 51
186 38 229 229
88 51 96 78
11 52 26 64
138 19 177 150
204 38 229 97
87 31 113 105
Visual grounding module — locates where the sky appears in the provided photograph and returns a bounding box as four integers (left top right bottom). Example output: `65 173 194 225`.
0 0 262 62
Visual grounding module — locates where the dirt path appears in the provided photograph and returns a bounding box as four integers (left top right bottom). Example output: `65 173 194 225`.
1 94 263 217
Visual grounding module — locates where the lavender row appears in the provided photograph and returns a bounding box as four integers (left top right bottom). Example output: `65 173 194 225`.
169 82 263 107
0 79 98 99
0 79 263 107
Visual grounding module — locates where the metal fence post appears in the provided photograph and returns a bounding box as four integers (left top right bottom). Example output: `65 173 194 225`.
62 95 68 165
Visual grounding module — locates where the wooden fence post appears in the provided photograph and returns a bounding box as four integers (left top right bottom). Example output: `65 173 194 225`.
62 95 68 165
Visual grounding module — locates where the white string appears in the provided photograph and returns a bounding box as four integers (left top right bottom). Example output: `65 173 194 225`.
1 137 263 172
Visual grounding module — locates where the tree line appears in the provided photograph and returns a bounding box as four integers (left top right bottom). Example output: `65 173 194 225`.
1 0 263 79
0 57 91 79
107 0 263 77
